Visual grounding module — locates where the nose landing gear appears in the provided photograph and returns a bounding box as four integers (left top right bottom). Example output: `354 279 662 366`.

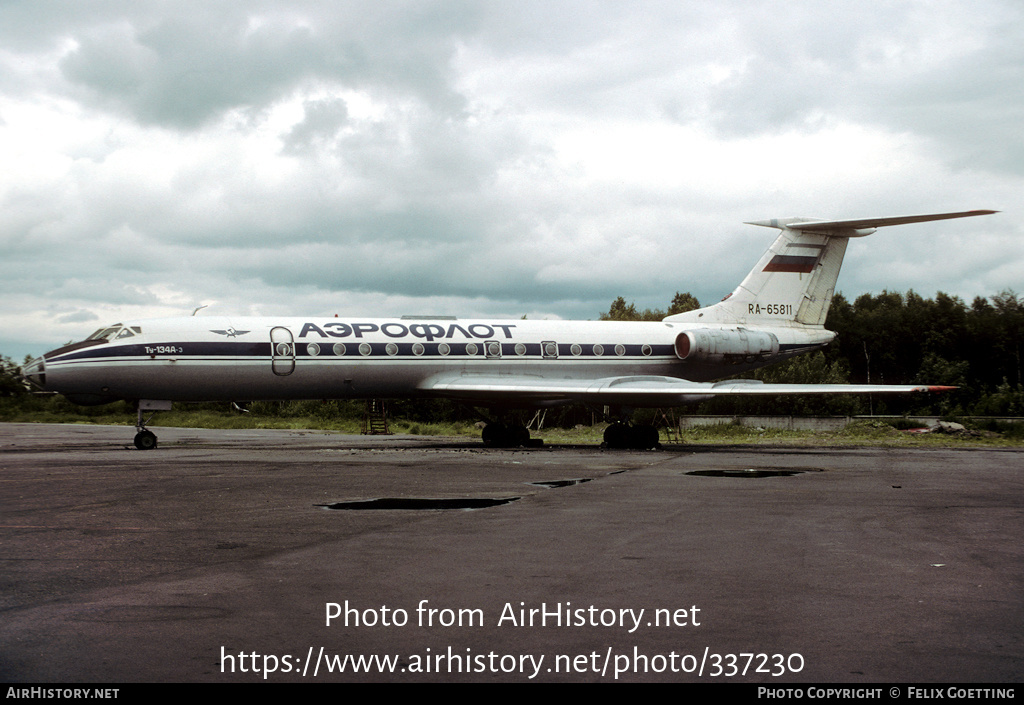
133 400 172 450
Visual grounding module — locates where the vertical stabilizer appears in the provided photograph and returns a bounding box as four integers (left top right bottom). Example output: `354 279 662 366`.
664 210 996 329
665 219 849 328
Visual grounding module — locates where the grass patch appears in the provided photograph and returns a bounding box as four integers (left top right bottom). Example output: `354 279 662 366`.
389 420 477 437
4 403 1024 447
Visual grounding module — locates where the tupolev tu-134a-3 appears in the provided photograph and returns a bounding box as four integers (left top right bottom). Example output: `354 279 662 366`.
21 209 996 450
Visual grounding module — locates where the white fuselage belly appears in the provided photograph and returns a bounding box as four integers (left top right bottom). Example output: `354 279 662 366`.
42 316 827 404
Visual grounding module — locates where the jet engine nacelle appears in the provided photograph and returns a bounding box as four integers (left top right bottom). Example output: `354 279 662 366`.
674 328 779 364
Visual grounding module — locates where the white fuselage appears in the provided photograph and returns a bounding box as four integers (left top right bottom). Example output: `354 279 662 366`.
34 315 831 407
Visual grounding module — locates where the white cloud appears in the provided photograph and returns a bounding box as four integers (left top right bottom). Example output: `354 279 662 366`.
0 0 1021 359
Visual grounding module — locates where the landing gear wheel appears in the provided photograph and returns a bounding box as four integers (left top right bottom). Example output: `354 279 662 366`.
134 430 158 450
633 424 661 450
510 424 530 447
604 423 660 449
481 422 532 448
603 422 630 449
482 423 507 447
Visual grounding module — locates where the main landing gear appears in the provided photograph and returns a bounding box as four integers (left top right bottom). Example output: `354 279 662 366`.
481 422 542 448
602 422 661 450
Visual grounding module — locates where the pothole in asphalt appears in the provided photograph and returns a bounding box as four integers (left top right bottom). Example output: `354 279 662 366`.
685 467 823 478
530 478 592 488
319 497 519 510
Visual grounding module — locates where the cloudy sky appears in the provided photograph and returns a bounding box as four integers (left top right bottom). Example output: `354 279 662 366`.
2 0 1021 359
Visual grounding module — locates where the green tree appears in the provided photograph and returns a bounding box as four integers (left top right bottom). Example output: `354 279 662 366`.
667 292 700 315
0 356 27 397
990 290 1023 386
601 292 699 321
599 296 664 321
972 380 1024 416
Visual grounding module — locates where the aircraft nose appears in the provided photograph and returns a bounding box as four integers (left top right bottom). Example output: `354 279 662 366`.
20 356 46 390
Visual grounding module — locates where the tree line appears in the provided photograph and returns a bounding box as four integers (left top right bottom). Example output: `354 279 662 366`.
602 289 1024 417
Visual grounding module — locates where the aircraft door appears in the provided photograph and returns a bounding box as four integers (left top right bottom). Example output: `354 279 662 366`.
270 326 296 376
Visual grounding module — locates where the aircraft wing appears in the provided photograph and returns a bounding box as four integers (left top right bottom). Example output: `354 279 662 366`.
419 375 953 406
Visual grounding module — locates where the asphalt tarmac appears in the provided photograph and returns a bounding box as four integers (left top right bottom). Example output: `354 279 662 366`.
1 423 1021 683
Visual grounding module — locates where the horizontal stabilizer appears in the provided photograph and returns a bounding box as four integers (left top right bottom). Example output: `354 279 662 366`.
748 210 997 234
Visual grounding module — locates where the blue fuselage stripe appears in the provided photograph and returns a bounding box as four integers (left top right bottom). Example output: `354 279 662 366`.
49 341 707 362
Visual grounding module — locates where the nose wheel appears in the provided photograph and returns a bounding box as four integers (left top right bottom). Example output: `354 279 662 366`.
134 429 158 450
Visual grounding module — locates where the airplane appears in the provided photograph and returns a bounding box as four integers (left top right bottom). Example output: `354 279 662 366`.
20 209 996 450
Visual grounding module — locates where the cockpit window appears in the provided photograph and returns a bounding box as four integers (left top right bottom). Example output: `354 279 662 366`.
86 324 124 342
43 323 129 360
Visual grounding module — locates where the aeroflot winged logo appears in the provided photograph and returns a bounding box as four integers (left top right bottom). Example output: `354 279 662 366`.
210 328 251 338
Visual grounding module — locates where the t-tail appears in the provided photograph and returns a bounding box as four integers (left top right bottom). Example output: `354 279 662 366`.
664 210 997 329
